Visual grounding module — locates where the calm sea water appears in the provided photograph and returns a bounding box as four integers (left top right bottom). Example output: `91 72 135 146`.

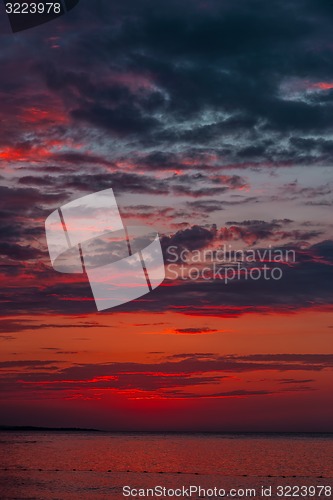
0 432 332 499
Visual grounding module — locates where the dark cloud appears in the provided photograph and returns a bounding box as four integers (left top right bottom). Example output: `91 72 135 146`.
0 186 65 214
17 170 248 200
2 0 333 167
0 242 45 261
278 378 315 384
71 104 159 136
239 354 333 366
44 0 333 152
0 360 58 369
0 352 330 400
162 225 216 252
224 219 323 244
175 328 218 335
0 319 109 334
161 221 322 260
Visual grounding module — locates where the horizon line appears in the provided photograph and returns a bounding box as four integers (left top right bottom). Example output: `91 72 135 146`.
1 426 332 435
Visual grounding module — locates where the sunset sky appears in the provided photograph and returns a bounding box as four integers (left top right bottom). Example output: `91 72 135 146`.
0 0 333 431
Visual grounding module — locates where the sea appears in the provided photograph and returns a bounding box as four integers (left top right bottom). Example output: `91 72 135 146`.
0 432 332 499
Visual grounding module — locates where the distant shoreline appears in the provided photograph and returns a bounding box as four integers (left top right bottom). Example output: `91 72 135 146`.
0 426 332 436
0 426 101 433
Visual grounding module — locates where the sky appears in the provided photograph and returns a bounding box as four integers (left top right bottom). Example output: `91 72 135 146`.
0 0 333 431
